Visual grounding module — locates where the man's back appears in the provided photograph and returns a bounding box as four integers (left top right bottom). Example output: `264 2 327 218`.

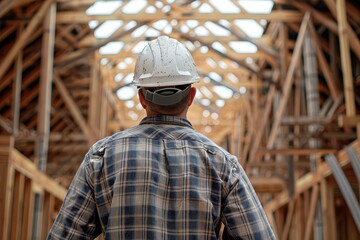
48 116 275 239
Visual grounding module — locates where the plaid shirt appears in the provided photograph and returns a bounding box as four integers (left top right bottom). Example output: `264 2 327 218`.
48 116 275 239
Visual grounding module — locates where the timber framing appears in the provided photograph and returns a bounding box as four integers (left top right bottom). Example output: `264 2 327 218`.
0 0 359 238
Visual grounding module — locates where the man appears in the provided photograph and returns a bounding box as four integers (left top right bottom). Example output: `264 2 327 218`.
48 36 275 239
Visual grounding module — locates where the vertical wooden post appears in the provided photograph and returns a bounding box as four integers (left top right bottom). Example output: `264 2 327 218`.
233 110 243 164
304 184 320 240
36 1 56 171
336 0 355 116
99 72 109 139
0 135 15 240
281 200 295 240
89 52 101 138
42 192 55 239
12 26 23 136
295 194 304 240
279 22 289 85
10 171 25 239
21 177 34 240
322 178 337 240
252 74 259 129
34 2 57 238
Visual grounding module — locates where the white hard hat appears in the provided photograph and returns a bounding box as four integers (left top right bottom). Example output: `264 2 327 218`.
132 36 200 87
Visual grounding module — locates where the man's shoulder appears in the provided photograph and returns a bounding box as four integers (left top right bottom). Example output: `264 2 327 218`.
89 126 141 151
185 130 235 158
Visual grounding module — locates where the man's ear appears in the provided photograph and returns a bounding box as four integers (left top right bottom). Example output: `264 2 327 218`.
188 87 196 106
138 89 147 109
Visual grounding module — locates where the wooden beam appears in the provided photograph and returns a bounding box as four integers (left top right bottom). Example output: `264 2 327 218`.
323 0 360 60
36 2 56 171
0 50 41 92
281 116 329 125
12 28 23 136
264 140 359 212
0 136 15 240
54 20 150 68
21 177 34 239
53 73 96 145
175 30 259 73
281 200 295 240
88 53 101 138
11 149 66 200
336 0 356 116
256 148 337 157
217 21 279 62
321 178 337 240
0 0 20 18
250 177 286 193
10 172 24 239
294 1 360 60
304 184 319 240
338 115 360 127
41 192 55 239
35 33 57 235
266 12 311 149
0 0 54 81
56 10 303 23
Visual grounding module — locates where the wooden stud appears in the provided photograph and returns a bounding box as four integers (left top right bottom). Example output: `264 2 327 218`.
12 26 23 136
21 177 34 239
281 200 295 240
304 184 319 240
10 171 25 239
336 0 356 116
0 136 15 240
294 193 304 240
279 22 289 85
36 2 57 171
89 53 100 138
323 178 337 240
42 192 55 239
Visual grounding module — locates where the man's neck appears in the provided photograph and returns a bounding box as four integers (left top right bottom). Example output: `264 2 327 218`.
146 110 187 119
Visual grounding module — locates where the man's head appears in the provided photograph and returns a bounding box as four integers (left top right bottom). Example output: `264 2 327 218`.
132 36 200 116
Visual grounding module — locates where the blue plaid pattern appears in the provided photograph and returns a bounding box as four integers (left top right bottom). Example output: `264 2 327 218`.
48 116 275 239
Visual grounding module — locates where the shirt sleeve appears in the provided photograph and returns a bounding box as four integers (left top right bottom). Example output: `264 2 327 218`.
47 153 102 239
221 159 276 240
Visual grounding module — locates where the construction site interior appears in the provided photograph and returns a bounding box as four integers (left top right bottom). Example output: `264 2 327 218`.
0 0 360 239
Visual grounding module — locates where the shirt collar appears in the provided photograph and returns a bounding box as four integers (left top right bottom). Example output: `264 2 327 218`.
139 115 193 128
